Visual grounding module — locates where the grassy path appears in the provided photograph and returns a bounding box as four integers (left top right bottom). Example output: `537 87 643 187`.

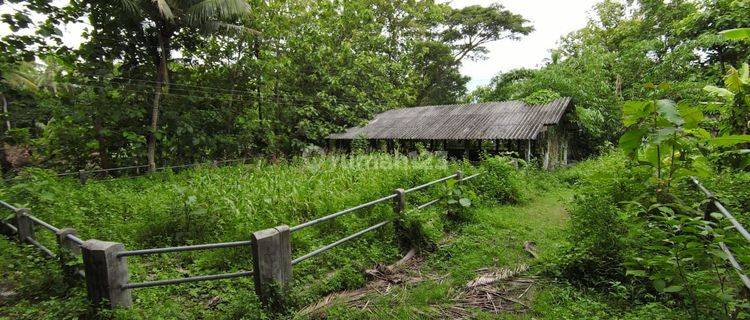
302 187 573 319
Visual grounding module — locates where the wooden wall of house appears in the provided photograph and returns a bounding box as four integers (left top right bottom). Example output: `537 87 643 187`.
540 125 569 170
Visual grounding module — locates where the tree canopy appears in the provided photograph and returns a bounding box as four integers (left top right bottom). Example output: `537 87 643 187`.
0 0 532 172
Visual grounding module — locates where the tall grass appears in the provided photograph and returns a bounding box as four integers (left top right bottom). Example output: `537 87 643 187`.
0 153 472 318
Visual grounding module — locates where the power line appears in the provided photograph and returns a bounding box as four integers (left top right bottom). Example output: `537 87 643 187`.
65 72 392 105
62 80 389 106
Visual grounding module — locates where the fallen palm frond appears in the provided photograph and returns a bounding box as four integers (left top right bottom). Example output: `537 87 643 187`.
299 241 540 318
465 264 529 289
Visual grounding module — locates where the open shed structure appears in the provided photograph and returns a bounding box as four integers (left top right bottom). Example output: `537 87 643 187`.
328 97 573 170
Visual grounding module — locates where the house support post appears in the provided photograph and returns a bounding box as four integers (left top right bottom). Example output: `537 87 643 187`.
525 139 531 162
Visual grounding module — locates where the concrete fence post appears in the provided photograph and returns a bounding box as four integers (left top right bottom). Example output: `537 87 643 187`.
455 170 464 185
15 208 34 243
251 225 292 311
393 188 406 215
78 170 88 185
81 240 131 309
56 228 82 281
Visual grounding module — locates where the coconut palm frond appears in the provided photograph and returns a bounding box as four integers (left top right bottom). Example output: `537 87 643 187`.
187 0 250 20
3 67 39 93
153 0 175 21
113 0 143 15
198 20 259 36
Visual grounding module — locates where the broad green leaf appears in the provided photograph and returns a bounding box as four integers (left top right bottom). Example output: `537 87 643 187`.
626 269 646 277
691 155 712 177
685 128 711 140
725 66 742 92
642 144 662 168
622 100 651 126
619 128 647 154
663 285 683 293
653 279 666 291
650 127 676 144
721 28 750 40
657 82 671 91
677 103 703 129
703 85 734 102
708 135 750 147
657 99 683 125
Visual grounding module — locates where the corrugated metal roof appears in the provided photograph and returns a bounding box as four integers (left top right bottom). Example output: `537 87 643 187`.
328 97 572 140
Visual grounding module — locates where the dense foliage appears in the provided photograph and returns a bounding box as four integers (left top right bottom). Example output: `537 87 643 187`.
0 0 532 173
0 153 471 318
469 0 750 158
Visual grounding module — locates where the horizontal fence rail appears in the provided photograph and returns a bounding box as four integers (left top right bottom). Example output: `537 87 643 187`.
691 177 750 290
292 220 392 265
24 212 61 234
1 169 482 312
719 242 750 289
117 240 253 258
416 199 440 210
122 270 254 290
25 236 56 258
289 193 398 233
0 200 18 211
291 171 482 267
404 173 458 193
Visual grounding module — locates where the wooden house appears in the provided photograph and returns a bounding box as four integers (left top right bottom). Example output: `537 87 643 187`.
328 97 574 170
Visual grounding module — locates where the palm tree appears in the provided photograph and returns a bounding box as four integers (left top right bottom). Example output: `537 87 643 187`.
113 0 253 171
2 59 73 131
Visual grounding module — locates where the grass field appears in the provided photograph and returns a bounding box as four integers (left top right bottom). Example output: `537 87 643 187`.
0 153 478 319
1 153 684 319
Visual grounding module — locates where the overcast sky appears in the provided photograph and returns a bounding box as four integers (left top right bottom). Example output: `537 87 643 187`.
450 0 600 90
1 0 600 91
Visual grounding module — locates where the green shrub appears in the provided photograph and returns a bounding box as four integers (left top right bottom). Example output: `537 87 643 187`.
551 152 649 287
398 207 444 251
522 89 562 105
474 156 524 204
0 153 464 318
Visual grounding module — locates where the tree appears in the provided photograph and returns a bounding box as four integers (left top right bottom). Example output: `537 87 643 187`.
101 0 253 171
441 4 533 62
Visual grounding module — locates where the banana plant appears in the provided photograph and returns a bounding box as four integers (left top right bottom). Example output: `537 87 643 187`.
702 28 750 152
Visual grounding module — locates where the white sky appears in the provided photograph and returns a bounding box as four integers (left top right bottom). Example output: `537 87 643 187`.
451 0 600 90
1 0 600 91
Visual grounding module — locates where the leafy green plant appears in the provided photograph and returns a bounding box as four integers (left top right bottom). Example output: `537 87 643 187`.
704 63 750 169
618 84 710 195
474 156 525 204
442 178 474 223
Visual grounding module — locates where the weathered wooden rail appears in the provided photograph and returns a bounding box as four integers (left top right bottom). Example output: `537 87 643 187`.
691 177 750 290
0 170 480 311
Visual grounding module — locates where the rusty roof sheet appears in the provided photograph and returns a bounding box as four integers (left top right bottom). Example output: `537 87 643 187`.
328 97 572 140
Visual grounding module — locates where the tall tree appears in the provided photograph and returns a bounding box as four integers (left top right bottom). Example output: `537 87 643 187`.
101 0 252 171
441 4 533 62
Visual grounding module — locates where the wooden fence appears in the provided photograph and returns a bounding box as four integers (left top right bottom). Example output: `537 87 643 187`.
0 170 480 311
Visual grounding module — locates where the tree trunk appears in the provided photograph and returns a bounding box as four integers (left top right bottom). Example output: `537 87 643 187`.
94 116 109 170
2 94 10 131
147 32 170 172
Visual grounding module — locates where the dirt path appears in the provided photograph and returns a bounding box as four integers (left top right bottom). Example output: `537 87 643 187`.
298 188 572 319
